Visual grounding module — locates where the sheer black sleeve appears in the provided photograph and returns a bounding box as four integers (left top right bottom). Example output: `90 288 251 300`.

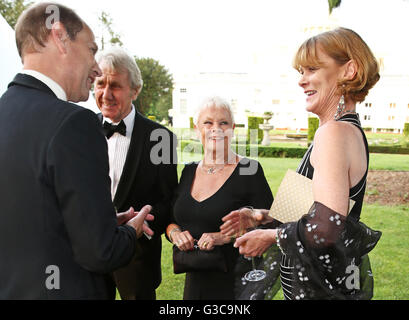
275 202 381 299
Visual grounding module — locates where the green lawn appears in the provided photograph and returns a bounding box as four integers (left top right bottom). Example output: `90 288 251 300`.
156 153 409 300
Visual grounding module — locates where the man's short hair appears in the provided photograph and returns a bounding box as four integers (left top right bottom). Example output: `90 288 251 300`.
15 2 84 58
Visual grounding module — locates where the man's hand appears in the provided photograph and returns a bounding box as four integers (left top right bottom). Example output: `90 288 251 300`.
125 205 155 238
116 208 137 225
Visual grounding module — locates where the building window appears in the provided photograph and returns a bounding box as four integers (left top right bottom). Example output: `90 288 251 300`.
364 115 371 121
389 103 396 108
180 88 187 93
272 99 280 105
180 99 187 114
365 103 372 108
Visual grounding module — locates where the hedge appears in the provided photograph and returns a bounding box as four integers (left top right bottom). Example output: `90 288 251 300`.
179 140 307 158
404 123 409 137
308 117 319 142
368 145 409 155
247 116 264 144
179 140 409 157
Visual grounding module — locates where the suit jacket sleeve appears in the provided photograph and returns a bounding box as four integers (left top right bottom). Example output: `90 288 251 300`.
149 131 179 235
47 109 137 274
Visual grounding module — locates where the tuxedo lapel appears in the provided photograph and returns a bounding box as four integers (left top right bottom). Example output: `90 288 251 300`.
113 111 148 209
8 73 57 98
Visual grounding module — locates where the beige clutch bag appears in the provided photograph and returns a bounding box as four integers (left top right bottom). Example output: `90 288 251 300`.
268 169 355 223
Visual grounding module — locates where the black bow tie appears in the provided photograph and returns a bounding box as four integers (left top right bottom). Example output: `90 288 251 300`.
103 120 127 139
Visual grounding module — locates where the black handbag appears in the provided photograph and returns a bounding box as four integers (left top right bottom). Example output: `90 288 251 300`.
172 245 228 274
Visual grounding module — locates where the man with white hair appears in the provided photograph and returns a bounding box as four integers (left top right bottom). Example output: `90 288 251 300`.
95 48 178 300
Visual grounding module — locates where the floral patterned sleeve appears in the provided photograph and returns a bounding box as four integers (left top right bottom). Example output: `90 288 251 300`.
275 201 382 300
236 202 381 300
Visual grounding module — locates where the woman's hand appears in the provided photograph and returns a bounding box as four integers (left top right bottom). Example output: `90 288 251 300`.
198 232 230 251
220 208 272 237
170 229 195 252
233 229 277 257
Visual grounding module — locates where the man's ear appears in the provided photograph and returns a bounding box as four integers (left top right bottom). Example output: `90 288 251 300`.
50 22 69 54
131 87 139 101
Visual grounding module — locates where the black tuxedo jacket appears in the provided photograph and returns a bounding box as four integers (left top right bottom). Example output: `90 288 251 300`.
99 111 178 298
0 74 138 299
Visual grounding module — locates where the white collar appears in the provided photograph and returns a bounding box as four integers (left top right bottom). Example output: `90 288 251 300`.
22 70 67 101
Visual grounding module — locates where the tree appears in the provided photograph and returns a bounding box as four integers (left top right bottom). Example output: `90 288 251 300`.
97 11 123 50
0 0 32 29
134 57 173 120
328 0 342 14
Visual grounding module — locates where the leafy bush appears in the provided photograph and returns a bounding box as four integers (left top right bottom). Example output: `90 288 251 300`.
247 116 264 144
308 117 319 142
404 123 409 137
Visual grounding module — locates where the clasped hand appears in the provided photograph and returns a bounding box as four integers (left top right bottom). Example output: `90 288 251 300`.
172 230 229 252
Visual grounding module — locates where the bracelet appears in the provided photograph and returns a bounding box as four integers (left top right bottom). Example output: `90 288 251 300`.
169 227 181 243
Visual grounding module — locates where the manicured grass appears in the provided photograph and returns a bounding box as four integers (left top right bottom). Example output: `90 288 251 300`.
369 153 409 171
360 205 409 300
157 204 409 300
155 153 409 300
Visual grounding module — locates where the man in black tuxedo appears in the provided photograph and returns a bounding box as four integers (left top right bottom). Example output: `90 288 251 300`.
0 3 153 299
94 48 178 300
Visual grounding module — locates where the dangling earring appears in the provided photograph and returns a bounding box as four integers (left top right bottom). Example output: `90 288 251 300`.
334 94 346 120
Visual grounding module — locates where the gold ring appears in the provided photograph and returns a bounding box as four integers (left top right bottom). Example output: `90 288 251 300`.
203 241 208 248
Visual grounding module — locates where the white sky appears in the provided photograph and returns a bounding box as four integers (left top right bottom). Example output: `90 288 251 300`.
32 0 409 75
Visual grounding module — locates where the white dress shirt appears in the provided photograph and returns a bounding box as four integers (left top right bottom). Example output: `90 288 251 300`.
104 105 135 199
22 70 67 101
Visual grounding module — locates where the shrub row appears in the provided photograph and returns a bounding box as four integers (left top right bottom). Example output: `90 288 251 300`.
179 140 409 157
179 140 307 158
368 145 409 155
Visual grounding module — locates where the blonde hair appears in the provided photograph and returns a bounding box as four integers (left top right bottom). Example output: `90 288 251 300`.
293 27 380 103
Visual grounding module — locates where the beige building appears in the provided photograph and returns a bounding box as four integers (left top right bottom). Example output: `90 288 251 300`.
170 15 409 132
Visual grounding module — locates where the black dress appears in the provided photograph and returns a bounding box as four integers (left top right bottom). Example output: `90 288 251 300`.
237 114 382 300
172 158 273 300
